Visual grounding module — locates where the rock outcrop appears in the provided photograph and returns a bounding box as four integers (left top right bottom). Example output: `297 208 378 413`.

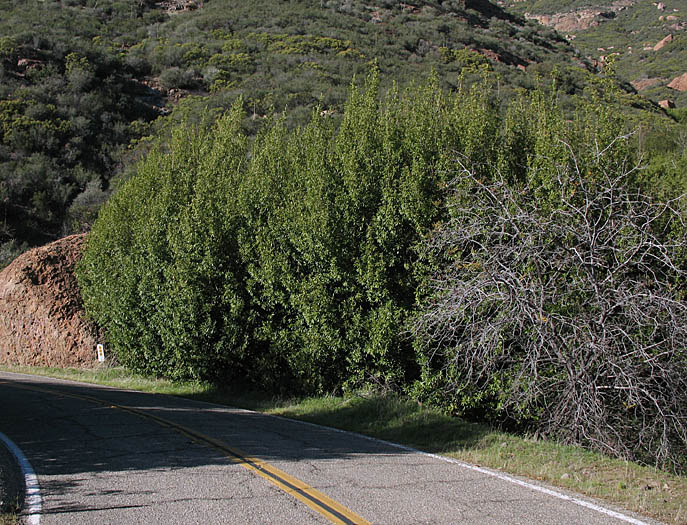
525 10 602 32
524 0 634 33
631 77 664 91
668 72 687 92
0 234 103 367
653 33 673 51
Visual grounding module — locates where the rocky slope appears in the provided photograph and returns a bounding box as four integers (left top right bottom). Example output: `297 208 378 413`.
502 0 687 109
0 234 103 367
517 0 635 33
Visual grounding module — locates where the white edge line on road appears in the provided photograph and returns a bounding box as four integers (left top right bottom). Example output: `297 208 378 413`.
266 415 653 525
141 385 652 525
159 387 653 525
0 372 652 525
0 431 42 525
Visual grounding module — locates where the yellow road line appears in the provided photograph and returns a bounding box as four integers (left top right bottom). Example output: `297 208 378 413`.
1 380 371 525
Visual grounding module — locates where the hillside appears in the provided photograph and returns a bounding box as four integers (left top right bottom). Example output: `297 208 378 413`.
502 0 687 109
0 0 166 265
0 0 595 266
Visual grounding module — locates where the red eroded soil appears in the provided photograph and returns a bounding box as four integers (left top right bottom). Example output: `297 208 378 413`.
0 234 104 367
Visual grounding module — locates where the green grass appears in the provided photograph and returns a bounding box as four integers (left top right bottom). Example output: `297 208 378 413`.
0 515 18 525
3 365 686 524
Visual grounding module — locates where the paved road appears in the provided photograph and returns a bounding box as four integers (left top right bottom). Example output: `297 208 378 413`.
0 371 657 524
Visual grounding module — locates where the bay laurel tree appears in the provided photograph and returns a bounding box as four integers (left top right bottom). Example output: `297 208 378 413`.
78 71 488 391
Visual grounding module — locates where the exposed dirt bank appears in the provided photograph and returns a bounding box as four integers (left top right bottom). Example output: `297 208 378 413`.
0 234 103 367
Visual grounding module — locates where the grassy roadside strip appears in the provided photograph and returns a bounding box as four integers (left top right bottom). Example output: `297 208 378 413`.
2 365 685 524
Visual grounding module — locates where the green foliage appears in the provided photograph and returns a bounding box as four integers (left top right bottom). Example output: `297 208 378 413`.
78 58 687 469
79 72 502 392
3 0 641 257
79 102 252 380
0 0 160 248
0 36 15 59
439 47 490 70
64 52 92 76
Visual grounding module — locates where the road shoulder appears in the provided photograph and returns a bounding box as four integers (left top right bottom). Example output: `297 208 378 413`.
0 435 23 514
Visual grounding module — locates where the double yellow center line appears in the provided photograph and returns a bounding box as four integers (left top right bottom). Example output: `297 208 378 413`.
1 380 370 525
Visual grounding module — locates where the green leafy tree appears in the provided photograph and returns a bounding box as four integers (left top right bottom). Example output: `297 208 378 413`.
78 71 487 392
79 101 254 380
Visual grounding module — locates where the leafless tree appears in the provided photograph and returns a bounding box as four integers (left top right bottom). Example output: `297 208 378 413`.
413 146 687 471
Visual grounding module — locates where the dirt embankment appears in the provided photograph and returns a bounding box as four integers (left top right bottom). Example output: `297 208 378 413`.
0 234 103 367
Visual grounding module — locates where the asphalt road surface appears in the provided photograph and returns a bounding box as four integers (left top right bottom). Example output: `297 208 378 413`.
0 371 657 524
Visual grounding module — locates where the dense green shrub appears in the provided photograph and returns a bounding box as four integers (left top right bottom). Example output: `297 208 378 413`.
78 101 253 380
78 71 502 392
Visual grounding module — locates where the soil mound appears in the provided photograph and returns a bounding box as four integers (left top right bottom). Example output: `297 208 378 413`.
0 234 103 367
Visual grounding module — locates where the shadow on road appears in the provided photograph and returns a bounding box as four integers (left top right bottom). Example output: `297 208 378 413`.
0 373 501 521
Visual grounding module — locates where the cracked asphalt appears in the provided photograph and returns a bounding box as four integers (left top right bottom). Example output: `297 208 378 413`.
0 371 658 524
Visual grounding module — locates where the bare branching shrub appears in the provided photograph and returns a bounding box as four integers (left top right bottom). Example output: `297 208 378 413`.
413 145 687 472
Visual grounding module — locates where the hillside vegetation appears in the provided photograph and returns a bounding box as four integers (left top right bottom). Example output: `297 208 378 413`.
1 0 599 266
503 0 687 109
0 0 165 264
